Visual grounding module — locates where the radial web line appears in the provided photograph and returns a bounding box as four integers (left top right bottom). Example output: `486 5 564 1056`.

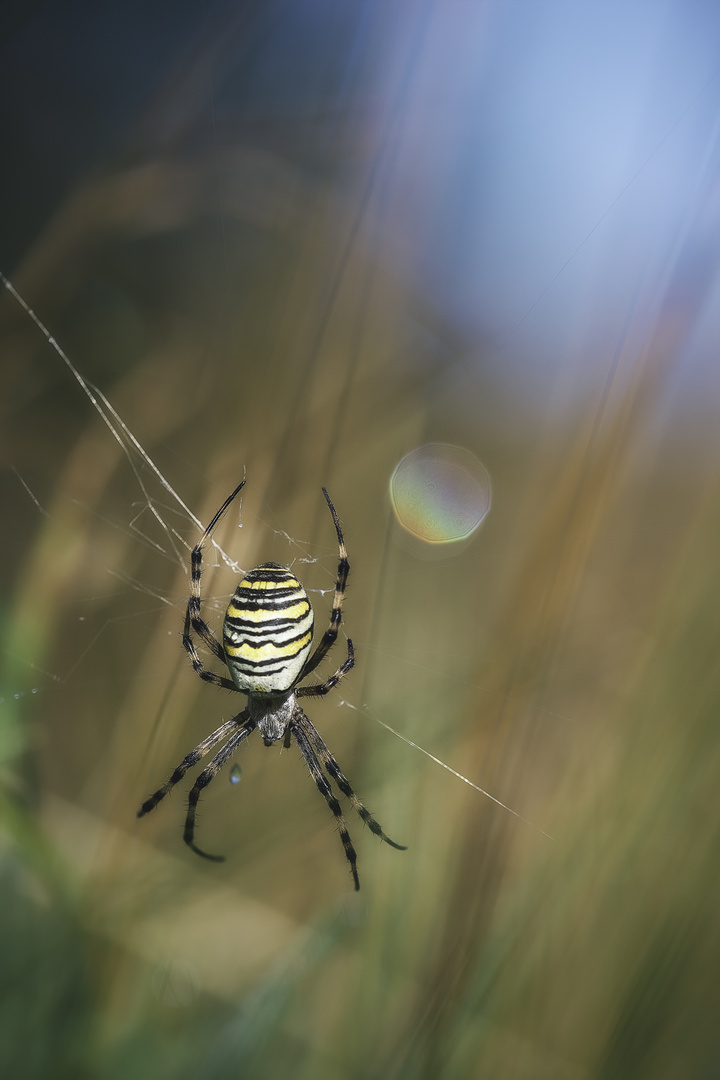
1 272 201 536
342 701 554 841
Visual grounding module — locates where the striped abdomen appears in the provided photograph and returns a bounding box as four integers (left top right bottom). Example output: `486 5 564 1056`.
223 563 314 693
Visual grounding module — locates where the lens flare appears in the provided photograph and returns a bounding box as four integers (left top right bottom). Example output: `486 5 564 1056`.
389 444 492 544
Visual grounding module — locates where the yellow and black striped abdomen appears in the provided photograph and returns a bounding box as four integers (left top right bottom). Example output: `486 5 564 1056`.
223 563 314 693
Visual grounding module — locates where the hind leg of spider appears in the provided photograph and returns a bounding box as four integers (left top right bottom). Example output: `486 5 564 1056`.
296 639 354 698
184 718 256 860
138 712 248 818
291 716 360 890
298 711 406 851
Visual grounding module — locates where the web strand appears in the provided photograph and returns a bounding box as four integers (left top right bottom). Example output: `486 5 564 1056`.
340 700 553 841
3 271 546 831
2 272 201 554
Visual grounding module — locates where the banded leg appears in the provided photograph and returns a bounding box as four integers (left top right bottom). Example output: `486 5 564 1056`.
182 479 246 682
296 638 355 698
291 716 360 890
184 718 256 860
299 712 406 850
182 626 238 691
137 713 247 817
298 487 349 679
185 596 225 663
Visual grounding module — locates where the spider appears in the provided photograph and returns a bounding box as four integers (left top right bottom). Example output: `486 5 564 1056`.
137 481 405 890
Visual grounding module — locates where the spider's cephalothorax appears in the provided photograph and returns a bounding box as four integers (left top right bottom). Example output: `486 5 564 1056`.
137 482 405 890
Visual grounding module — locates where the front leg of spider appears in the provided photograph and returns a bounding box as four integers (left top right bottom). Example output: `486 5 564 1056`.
137 481 406 887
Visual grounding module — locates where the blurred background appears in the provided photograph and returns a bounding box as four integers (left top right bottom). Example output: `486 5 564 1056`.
2 1 720 1076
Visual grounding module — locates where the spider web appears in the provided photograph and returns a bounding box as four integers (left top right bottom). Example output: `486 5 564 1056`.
3 7 717 866
1 269 548 838
5 48 718 845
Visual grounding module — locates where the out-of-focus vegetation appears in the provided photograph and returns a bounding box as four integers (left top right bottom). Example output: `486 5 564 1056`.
2 2 720 1077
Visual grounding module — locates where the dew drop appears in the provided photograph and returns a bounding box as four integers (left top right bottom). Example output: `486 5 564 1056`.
229 764 242 786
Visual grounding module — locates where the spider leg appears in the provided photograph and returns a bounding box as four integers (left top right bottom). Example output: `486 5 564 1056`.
186 540 226 664
299 712 406 851
291 714 360 890
184 717 256 860
183 479 246 681
182 626 238 691
187 608 226 662
296 638 355 698
297 487 349 680
138 712 249 817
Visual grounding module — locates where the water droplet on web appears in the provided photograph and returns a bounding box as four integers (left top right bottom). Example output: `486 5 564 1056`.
229 764 242 785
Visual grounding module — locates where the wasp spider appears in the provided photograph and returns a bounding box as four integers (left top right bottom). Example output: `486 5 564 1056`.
138 481 405 889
